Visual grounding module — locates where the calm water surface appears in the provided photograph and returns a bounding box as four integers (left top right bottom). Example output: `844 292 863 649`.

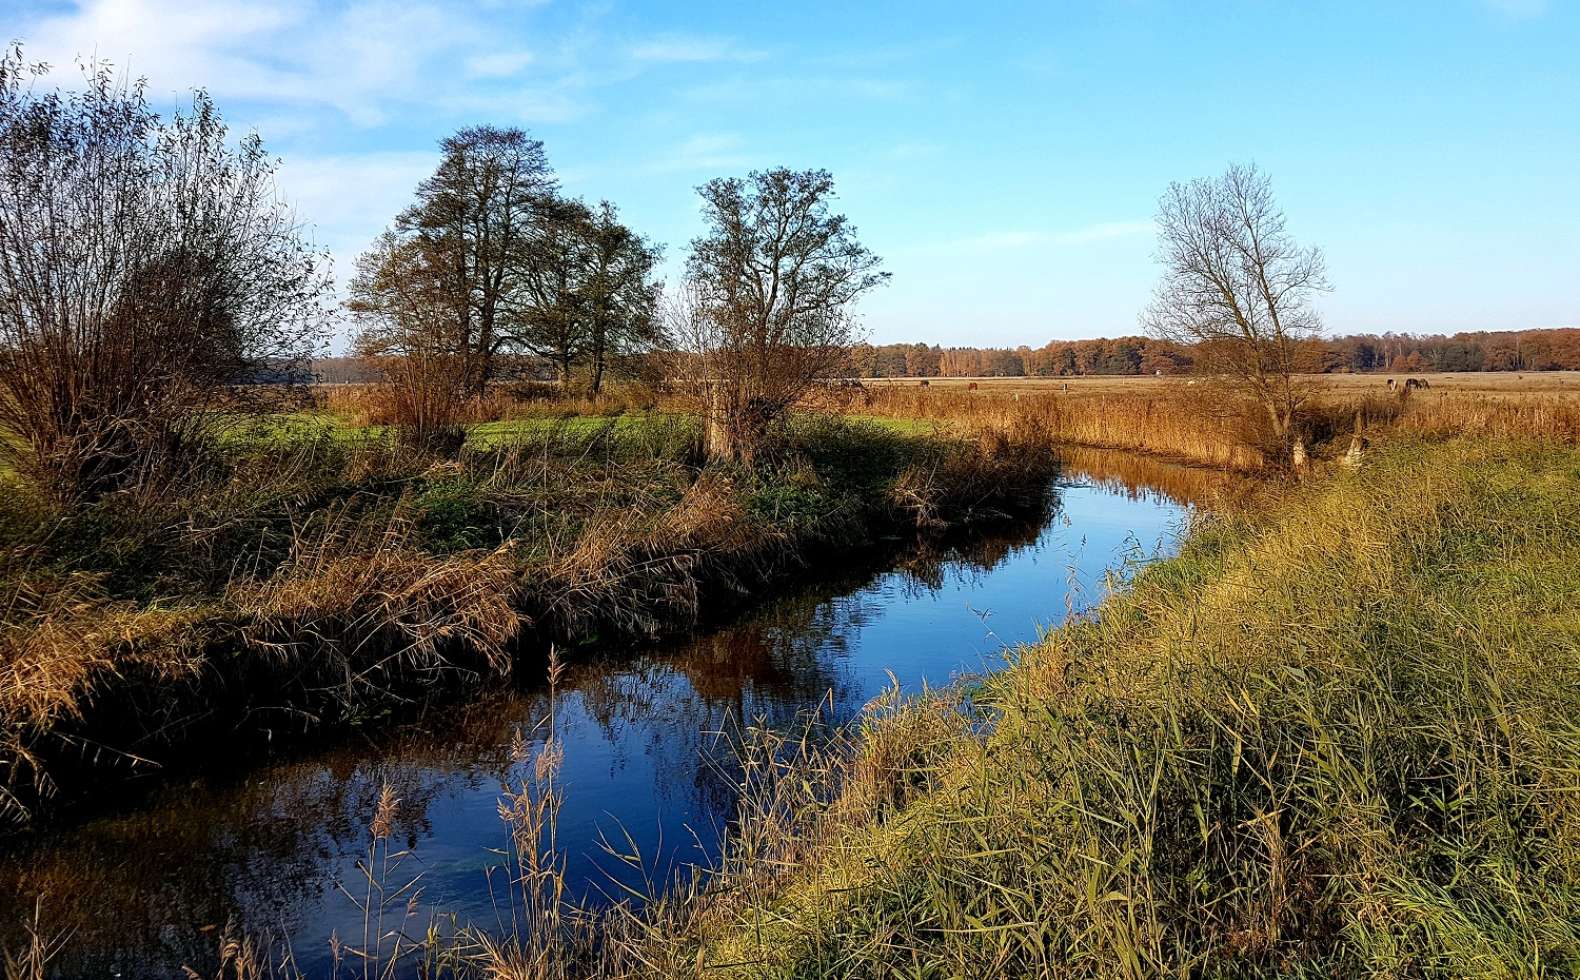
0 450 1225 977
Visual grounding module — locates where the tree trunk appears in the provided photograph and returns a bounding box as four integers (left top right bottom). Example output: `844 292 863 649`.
1264 399 1290 467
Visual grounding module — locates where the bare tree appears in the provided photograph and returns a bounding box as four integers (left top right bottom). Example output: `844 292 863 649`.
0 47 329 501
1142 163 1329 465
680 168 888 462
348 126 554 398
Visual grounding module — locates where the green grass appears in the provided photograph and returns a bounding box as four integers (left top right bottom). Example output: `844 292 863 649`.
208 409 686 450
680 438 1580 977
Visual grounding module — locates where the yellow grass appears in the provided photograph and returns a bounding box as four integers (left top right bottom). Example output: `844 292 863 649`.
840 372 1580 468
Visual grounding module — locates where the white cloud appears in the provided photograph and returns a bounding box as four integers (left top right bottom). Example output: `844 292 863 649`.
272 150 440 317
681 74 911 104
465 50 535 79
646 133 757 173
1055 220 1155 244
16 0 568 125
630 33 765 64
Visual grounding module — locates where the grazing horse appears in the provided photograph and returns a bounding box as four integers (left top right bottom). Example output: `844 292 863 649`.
967 382 979 391
919 379 930 387
1386 378 1396 391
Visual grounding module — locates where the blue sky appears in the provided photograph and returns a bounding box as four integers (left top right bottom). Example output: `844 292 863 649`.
9 0 1578 349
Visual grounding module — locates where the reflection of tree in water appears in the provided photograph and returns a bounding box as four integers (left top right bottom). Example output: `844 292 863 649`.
892 498 1056 593
0 487 1080 975
0 696 526 977
560 495 1060 841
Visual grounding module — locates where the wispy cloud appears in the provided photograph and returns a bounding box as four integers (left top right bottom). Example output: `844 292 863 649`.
465 50 535 79
681 74 912 105
646 133 758 174
17 0 570 125
1055 220 1155 244
630 33 766 64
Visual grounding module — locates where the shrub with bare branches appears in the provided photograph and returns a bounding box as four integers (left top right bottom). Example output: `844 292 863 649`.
0 47 329 501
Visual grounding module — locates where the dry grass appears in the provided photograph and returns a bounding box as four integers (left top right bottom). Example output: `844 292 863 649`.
0 413 1058 827
829 372 1580 470
831 385 1269 469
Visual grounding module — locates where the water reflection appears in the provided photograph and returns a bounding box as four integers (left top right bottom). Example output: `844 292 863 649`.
0 452 1205 977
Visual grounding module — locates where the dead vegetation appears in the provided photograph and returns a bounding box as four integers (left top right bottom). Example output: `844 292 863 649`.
826 375 1580 470
0 413 1057 827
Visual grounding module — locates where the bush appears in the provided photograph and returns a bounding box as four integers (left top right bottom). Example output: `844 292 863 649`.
0 47 327 502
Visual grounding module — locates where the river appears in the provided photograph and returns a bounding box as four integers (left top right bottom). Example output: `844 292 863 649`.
0 449 1228 977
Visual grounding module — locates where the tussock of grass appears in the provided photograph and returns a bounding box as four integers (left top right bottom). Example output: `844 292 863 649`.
678 438 1580 977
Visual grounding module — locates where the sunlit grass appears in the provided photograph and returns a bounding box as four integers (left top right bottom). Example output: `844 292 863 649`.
675 437 1580 976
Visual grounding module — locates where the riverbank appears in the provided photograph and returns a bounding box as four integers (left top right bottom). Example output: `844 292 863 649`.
661 436 1580 976
0 413 1058 827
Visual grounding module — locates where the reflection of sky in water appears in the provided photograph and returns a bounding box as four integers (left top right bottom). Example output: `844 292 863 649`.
0 461 1195 977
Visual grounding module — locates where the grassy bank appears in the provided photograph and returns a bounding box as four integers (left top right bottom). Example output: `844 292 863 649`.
661 437 1580 977
0 413 1057 827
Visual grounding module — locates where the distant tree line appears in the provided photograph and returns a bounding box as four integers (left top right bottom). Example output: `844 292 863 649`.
845 328 1580 379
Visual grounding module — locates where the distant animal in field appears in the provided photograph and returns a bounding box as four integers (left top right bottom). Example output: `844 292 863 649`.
1387 378 1396 390
967 382 979 391
919 379 930 387
1403 377 1429 393
1062 382 1070 393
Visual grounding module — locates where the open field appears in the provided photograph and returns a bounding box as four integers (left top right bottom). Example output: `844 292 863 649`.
837 373 1580 470
865 370 1580 399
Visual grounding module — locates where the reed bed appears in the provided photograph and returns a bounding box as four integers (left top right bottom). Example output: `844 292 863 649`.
1395 391 1580 444
828 385 1270 470
826 379 1580 473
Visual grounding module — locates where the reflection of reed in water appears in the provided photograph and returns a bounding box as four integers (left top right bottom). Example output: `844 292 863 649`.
0 693 530 977
1055 445 1242 508
0 478 1079 975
